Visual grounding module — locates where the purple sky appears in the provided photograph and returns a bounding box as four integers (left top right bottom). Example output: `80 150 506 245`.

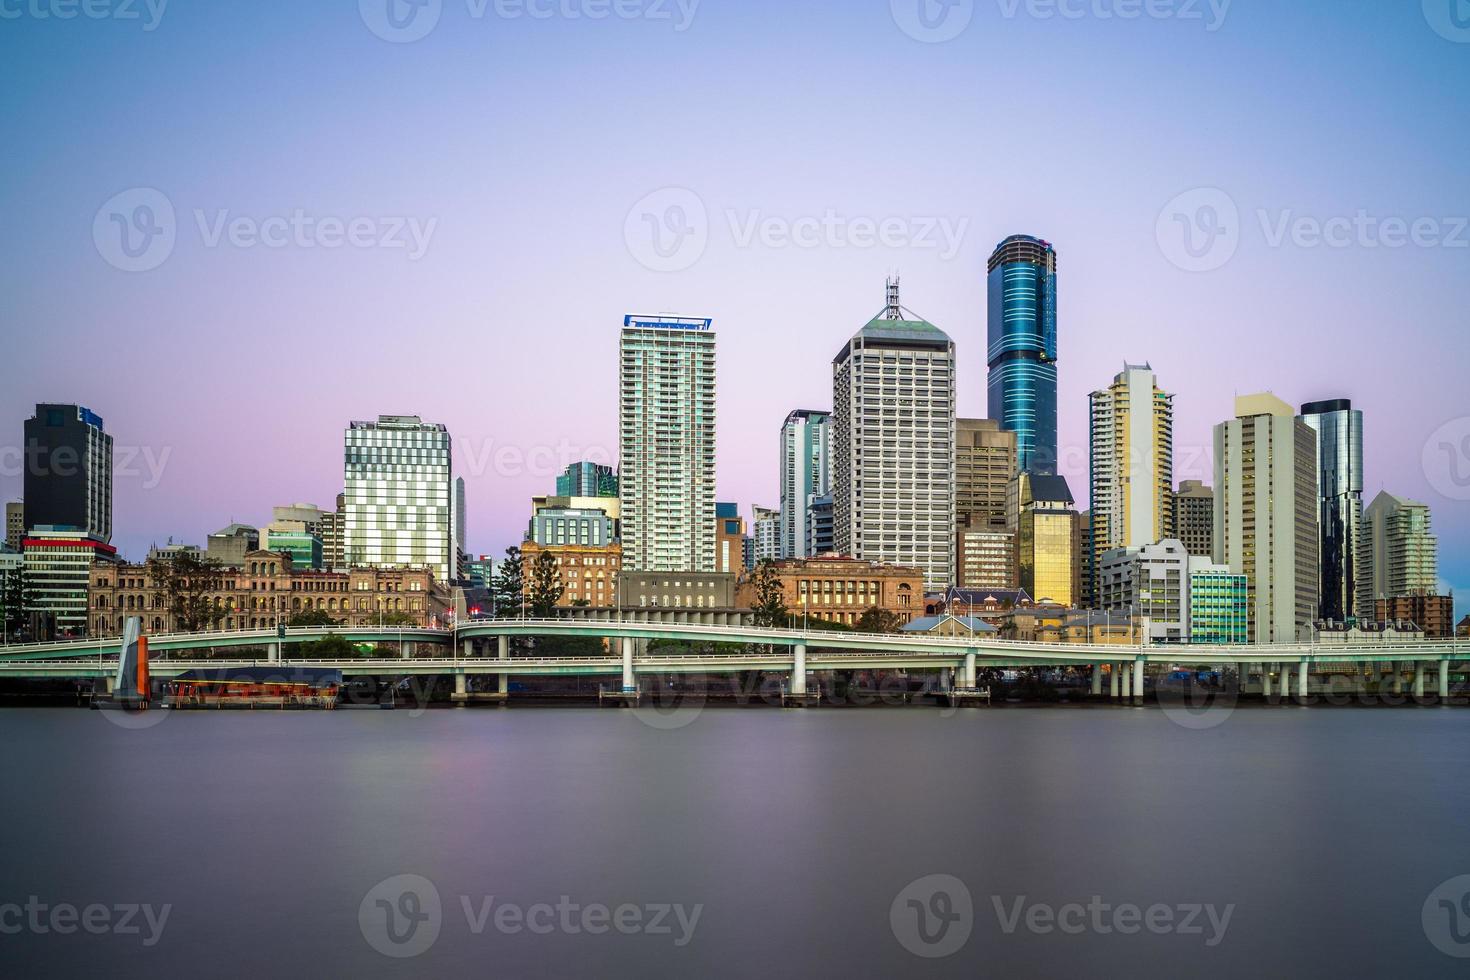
1 1 1466 610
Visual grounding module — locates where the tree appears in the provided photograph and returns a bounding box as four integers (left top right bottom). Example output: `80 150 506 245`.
288 608 340 628
301 633 356 658
854 606 904 635
144 551 226 633
373 611 418 627
493 546 525 618
527 550 566 618
1 568 35 640
747 559 788 629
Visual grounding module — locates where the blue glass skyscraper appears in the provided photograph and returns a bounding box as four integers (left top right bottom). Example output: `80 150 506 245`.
986 235 1058 473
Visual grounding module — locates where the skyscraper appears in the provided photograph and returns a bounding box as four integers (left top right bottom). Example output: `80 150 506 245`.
1012 472 1080 607
618 315 717 573
1088 364 1174 587
1214 394 1319 643
5 501 22 552
344 415 453 583
1360 491 1438 608
954 418 1017 529
453 476 467 581
832 279 956 591
752 505 780 563
1171 481 1215 558
1299 399 1364 623
986 235 1058 473
778 410 830 559
556 461 618 498
22 404 113 543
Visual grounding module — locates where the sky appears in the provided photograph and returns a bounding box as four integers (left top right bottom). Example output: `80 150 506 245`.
0 0 1467 614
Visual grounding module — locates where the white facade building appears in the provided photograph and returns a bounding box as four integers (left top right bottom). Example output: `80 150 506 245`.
778 409 830 559
344 415 453 584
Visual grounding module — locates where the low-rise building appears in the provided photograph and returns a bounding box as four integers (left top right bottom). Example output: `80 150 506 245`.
518 541 623 608
1314 620 1426 645
206 524 260 567
619 571 737 611
714 503 747 575
1372 595 1454 639
25 528 119 637
956 517 1016 592
736 556 923 626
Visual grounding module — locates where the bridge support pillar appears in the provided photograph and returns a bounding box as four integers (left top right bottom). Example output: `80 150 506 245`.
1298 660 1309 704
963 652 977 691
621 637 635 693
1392 663 1404 696
1132 657 1144 704
792 643 807 696
462 639 472 659
1414 662 1426 700
1262 665 1271 699
1090 665 1102 696
1109 663 1120 699
1440 660 1450 701
269 642 280 664
499 636 510 697
454 672 466 698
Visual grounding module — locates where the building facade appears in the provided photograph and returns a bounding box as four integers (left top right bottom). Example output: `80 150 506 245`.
752 506 780 563
778 409 831 559
265 529 323 570
206 524 260 567
956 521 1017 592
1299 398 1365 623
736 556 923 627
518 540 623 608
618 316 717 573
1013 473 1080 608
5 501 22 552
1189 565 1250 645
618 571 736 611
1214 394 1319 643
1360 491 1438 608
955 418 1017 530
806 494 834 556
22 404 113 543
1088 364 1174 585
320 494 346 571
714 503 747 575
1172 481 1214 558
832 279 956 592
344 415 454 583
986 235 1058 473
24 529 119 636
1372 595 1453 639
527 508 616 549
556 461 618 498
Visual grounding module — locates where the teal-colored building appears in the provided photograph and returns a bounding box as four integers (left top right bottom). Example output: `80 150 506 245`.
267 530 323 571
1189 567 1249 645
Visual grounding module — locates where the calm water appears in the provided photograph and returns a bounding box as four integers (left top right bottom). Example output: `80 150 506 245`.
1 705 1467 978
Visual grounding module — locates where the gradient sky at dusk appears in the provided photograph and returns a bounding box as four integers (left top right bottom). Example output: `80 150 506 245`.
2 1 1467 611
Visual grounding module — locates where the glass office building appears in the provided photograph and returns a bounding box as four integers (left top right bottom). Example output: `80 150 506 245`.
778 409 830 559
556 461 618 498
987 235 1058 474
1299 399 1364 623
1188 566 1250 645
344 416 453 584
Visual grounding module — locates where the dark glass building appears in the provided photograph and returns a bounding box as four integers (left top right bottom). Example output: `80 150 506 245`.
1299 398 1364 623
987 235 1058 473
22 403 113 543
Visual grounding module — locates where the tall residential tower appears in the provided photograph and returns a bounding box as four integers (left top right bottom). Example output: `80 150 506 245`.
1299 399 1364 622
778 410 830 559
1088 364 1174 587
22 404 113 543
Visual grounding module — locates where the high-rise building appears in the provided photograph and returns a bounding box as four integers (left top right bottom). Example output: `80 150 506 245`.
1100 539 1248 645
618 315 717 573
1299 399 1364 622
344 415 453 583
955 418 1017 530
1078 510 1095 606
5 501 22 552
1214 393 1319 643
1013 472 1080 607
806 494 834 556
22 404 113 543
956 517 1017 592
453 476 467 581
23 527 118 636
778 410 831 558
556 462 618 498
1088 364 1174 590
320 493 346 571
752 505 780 563
1371 595 1454 638
986 235 1058 473
714 502 747 575
832 279 956 592
1172 481 1215 558
1360 491 1438 607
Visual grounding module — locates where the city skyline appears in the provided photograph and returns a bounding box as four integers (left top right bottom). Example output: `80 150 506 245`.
0 1 1465 611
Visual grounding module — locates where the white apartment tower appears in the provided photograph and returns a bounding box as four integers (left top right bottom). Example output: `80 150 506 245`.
779 410 831 558
832 279 956 591
344 415 453 584
1213 393 1320 643
618 315 717 573
1089 363 1174 580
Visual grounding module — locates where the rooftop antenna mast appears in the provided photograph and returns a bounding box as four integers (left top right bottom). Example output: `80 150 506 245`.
883 276 902 320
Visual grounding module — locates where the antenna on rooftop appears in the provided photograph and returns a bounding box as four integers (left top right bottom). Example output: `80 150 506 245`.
883 276 902 320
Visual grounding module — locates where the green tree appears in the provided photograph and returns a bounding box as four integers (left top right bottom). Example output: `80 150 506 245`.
854 606 904 635
1 568 35 640
144 551 226 633
301 633 356 658
372 611 418 627
747 559 788 629
527 550 565 618
288 608 340 628
493 546 525 618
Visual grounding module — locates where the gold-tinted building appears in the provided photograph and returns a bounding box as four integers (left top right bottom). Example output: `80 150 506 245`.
1012 472 1080 608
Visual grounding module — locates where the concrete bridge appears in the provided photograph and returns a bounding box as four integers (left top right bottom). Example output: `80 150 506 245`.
0 620 1464 703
